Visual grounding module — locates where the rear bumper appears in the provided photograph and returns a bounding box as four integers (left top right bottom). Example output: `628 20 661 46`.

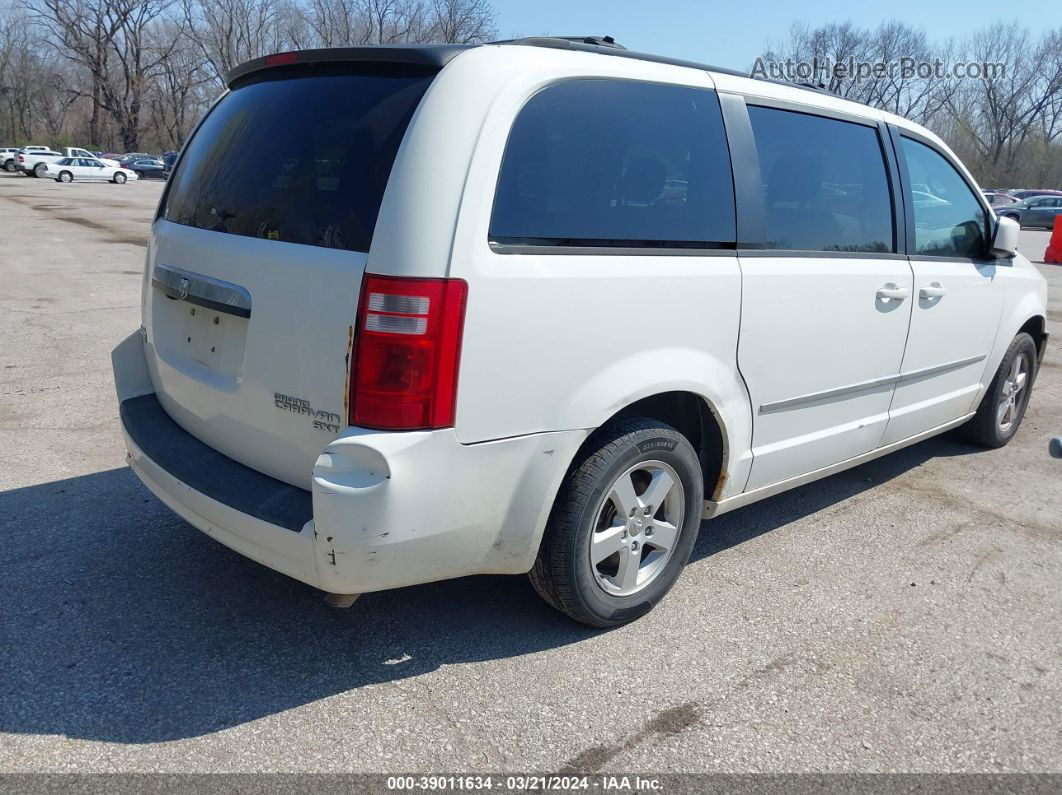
112 332 587 595
121 400 321 587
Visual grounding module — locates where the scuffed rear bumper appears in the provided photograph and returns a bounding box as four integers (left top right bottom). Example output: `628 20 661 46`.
122 410 321 587
112 331 587 595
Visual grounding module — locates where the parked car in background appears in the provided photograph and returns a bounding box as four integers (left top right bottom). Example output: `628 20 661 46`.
162 152 179 174
16 147 64 177
127 158 166 179
44 157 138 184
63 147 120 167
995 195 1062 229
1 147 22 171
983 190 1021 208
113 41 1048 627
1007 189 1062 201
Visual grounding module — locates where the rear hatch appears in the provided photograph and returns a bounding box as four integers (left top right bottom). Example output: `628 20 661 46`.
144 57 440 488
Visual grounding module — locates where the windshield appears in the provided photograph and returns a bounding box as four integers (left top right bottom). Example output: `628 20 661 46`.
162 63 436 253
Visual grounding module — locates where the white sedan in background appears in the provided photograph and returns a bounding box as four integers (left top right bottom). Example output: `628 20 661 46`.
44 157 138 184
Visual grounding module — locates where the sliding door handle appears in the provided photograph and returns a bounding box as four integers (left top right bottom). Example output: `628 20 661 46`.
876 284 910 302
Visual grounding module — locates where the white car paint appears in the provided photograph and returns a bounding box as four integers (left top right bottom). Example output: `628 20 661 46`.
16 147 63 174
64 148 120 167
112 42 1048 602
45 157 138 182
0 147 20 170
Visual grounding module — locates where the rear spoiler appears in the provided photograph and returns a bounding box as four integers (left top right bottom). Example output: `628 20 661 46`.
226 45 473 88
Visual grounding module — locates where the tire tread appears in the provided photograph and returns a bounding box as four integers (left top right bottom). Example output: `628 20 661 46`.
962 332 1037 448
530 418 700 627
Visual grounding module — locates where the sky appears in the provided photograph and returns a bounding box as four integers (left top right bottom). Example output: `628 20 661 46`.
489 0 1046 72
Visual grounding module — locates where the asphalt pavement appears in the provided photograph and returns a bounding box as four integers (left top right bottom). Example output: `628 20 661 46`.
1 172 1059 773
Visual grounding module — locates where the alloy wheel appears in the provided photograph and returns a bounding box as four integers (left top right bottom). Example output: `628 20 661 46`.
589 460 685 597
997 352 1030 432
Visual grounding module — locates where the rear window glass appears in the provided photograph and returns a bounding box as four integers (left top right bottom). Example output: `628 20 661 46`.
163 64 436 252
489 79 735 248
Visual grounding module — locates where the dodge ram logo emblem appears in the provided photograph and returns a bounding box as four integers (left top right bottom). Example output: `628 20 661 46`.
177 276 190 300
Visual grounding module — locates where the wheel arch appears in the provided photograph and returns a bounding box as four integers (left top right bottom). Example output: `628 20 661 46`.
980 272 1049 406
612 391 730 502
1018 314 1048 364
564 389 733 504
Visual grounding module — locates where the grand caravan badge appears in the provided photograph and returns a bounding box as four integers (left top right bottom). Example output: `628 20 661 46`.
274 393 341 433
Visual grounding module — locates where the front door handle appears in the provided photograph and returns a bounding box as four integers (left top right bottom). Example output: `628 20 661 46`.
876 284 910 302
919 282 947 299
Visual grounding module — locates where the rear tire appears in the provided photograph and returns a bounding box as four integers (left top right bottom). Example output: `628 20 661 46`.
529 418 703 627
2 160 13 172
961 332 1037 448
58 171 72 183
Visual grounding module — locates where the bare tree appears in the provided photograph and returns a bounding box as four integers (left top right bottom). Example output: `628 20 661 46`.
756 21 1062 188
425 0 494 43
300 0 494 48
147 19 211 147
21 0 133 145
948 24 1060 182
183 0 301 86
0 21 40 140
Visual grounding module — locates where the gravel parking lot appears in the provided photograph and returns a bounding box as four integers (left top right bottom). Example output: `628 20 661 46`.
1 171 1060 773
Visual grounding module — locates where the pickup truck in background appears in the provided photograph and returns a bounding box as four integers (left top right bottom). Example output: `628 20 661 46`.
3 145 48 172
16 147 64 176
65 147 119 167
15 146 118 176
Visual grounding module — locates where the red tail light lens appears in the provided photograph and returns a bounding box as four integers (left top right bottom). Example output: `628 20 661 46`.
350 274 468 430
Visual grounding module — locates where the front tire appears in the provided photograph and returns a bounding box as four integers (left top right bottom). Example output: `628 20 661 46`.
530 418 703 627
33 163 48 178
113 172 127 184
58 171 72 183
962 332 1037 448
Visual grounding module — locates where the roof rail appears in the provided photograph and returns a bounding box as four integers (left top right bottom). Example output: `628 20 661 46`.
499 38 860 106
493 36 749 79
499 35 626 50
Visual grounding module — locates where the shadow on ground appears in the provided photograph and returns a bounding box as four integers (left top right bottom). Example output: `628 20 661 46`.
0 433 979 743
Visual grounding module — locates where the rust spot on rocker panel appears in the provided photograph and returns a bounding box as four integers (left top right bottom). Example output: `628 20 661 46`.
712 467 728 500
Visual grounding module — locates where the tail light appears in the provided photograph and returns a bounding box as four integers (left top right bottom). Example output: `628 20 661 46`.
349 274 468 430
265 51 299 67
18 154 24 162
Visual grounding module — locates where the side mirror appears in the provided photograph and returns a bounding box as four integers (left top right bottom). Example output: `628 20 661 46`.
991 215 1019 259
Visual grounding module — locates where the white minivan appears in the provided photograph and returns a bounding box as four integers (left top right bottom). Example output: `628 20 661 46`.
112 38 1048 626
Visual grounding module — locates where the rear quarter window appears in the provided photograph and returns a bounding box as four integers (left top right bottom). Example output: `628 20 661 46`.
489 79 736 248
162 63 436 253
